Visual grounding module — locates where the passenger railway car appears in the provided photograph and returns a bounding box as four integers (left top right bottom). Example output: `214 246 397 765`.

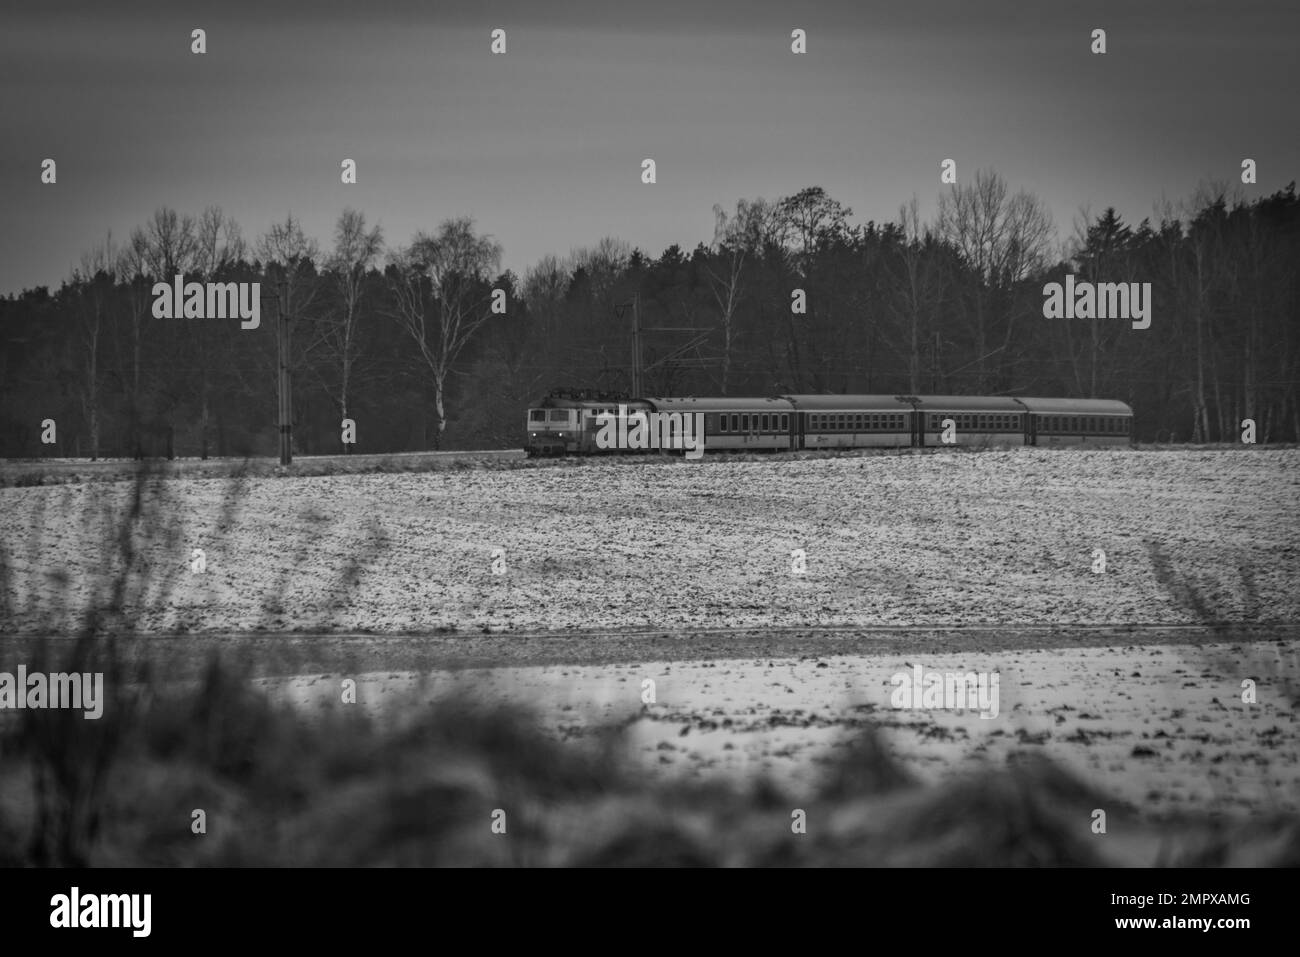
525 391 1134 456
910 395 1029 448
644 396 796 452
789 394 911 450
1017 397 1133 446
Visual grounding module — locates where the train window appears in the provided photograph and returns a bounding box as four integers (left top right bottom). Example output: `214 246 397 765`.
529 410 546 423
761 414 769 432
781 414 789 430
742 414 750 431
719 415 728 433
727 414 736 432
549 410 570 423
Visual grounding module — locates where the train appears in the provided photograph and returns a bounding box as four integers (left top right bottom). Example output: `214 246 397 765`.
525 391 1135 456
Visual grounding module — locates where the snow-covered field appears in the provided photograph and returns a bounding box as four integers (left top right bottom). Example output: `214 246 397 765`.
4 447 1298 823
260 637 1300 818
3 447 1297 634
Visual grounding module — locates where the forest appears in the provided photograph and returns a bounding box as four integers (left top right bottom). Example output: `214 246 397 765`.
2 170 1297 457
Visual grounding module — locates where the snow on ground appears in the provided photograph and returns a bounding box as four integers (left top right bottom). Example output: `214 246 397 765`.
3 448 1297 634
259 639 1300 817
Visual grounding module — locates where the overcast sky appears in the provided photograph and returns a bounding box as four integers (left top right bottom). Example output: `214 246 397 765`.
2 0 1296 295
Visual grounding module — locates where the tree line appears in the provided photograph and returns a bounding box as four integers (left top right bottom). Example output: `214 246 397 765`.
2 171 1297 457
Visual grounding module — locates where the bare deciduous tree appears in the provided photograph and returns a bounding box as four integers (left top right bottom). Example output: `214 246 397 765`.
706 200 770 394
318 209 383 451
387 217 503 447
71 234 117 459
937 169 1054 391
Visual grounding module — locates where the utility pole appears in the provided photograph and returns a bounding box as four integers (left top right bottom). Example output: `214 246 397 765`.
631 293 642 397
618 290 717 398
616 293 644 397
931 331 940 393
276 280 293 465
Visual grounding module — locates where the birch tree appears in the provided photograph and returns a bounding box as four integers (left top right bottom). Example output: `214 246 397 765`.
387 217 502 447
